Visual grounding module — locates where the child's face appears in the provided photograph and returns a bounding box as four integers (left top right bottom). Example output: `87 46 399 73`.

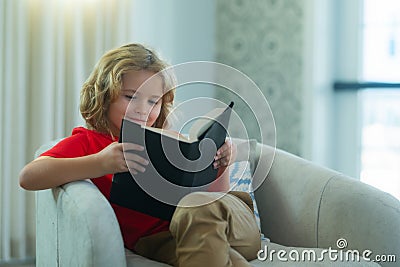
107 70 163 135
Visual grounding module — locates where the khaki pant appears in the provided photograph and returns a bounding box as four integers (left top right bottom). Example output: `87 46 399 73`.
135 191 261 267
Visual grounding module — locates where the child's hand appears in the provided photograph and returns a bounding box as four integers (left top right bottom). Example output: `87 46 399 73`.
96 142 149 175
213 140 237 169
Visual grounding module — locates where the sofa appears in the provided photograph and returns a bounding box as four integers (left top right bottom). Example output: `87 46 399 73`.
35 140 400 266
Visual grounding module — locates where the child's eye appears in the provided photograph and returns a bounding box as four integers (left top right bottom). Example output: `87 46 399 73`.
149 98 162 105
125 95 135 100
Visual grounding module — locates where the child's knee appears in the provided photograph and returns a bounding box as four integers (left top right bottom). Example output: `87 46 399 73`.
177 191 226 208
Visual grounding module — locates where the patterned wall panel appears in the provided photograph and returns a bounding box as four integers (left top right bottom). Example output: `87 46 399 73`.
216 0 305 155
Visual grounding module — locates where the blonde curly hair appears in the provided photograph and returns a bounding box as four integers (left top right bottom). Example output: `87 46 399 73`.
80 43 175 134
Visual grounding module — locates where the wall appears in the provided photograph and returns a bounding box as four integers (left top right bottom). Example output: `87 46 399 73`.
215 0 306 155
131 0 217 129
131 0 215 64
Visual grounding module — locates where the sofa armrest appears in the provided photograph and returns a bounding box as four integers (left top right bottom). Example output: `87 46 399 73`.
254 144 337 247
254 144 400 266
36 180 127 267
318 174 400 266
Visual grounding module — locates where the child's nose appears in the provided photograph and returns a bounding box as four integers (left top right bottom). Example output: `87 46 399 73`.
134 101 148 115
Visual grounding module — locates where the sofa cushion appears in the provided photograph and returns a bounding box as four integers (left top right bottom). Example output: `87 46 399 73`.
229 161 261 230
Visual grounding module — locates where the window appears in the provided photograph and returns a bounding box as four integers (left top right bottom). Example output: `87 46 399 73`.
360 0 400 199
362 0 400 81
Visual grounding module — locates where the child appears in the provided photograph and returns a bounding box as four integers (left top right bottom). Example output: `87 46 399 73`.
19 43 261 267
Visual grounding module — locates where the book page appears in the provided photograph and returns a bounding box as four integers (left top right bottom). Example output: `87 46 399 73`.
188 107 226 140
142 125 192 142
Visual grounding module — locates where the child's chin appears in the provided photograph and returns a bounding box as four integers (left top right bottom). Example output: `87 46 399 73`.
130 119 147 125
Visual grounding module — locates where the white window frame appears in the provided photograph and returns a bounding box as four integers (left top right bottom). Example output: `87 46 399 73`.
303 0 363 179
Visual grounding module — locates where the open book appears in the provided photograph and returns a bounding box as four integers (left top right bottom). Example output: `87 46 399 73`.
110 102 234 220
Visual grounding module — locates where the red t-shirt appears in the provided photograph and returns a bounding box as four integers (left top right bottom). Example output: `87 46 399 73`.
40 127 170 250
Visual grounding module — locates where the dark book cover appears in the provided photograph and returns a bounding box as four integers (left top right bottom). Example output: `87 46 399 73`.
110 102 233 221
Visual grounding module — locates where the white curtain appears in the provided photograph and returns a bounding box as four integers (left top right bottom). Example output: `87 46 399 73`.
0 0 135 262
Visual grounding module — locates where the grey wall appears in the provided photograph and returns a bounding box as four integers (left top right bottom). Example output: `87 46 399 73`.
131 0 217 130
131 0 216 65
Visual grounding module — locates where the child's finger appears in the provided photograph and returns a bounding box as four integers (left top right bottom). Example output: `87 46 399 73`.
126 160 147 173
122 142 145 152
124 153 149 166
213 157 229 169
218 141 233 155
218 141 231 152
215 148 232 161
213 161 219 169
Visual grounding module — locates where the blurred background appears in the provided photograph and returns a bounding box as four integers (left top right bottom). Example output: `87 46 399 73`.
1 0 399 265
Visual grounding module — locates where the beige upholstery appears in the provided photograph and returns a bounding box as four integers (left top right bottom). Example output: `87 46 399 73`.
254 145 399 266
35 141 400 266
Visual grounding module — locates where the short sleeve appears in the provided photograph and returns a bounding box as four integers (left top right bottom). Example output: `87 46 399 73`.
40 130 89 158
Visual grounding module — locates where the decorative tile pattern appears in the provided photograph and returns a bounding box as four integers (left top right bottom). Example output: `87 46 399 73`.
216 0 305 155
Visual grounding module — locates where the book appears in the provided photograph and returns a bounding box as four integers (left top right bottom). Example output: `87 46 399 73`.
109 102 234 221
